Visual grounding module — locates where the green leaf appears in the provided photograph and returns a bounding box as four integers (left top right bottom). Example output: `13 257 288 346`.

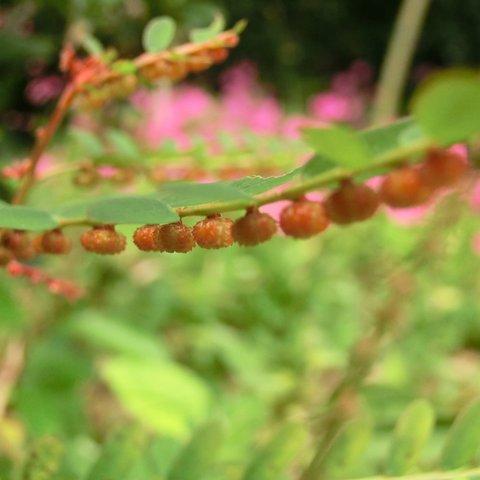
0 205 58 231
88 196 179 225
242 423 308 480
142 16 176 53
302 154 338 178
303 125 371 168
69 128 104 157
157 181 252 208
81 34 104 56
440 398 480 469
86 429 147 480
412 71 480 144
68 311 168 359
101 357 211 440
228 170 299 195
111 59 137 75
233 19 248 34
190 13 226 43
386 399 435 475
305 417 372 479
105 129 140 159
361 118 426 159
167 420 226 480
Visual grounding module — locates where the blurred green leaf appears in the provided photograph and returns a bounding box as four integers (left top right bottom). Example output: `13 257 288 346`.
87 195 179 225
68 311 169 359
228 170 299 195
190 13 226 43
69 129 105 158
86 429 147 480
307 416 372 478
142 16 176 53
386 399 435 475
412 71 480 144
440 398 480 469
242 423 308 480
167 420 226 480
0 205 58 231
362 118 426 158
303 125 371 168
101 357 212 439
157 181 252 208
105 129 140 159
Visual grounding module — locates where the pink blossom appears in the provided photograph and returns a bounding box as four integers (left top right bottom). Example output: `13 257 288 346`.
25 75 64 105
309 92 364 123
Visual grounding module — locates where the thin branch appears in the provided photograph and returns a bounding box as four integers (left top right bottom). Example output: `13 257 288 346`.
371 0 432 125
13 84 77 205
56 134 432 229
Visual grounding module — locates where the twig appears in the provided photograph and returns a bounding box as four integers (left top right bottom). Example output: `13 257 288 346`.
13 84 77 205
371 0 432 125
55 134 432 228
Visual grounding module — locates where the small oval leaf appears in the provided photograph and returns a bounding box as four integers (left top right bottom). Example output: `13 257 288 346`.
142 16 176 53
386 399 435 475
157 181 252 208
167 421 226 480
412 71 480 144
190 13 226 43
88 196 179 225
242 423 307 480
303 125 371 168
0 205 58 231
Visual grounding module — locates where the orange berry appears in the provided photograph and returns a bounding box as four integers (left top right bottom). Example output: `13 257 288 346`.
80 225 126 255
380 166 433 208
0 247 13 267
279 200 330 238
159 222 195 253
73 165 100 188
233 209 277 246
324 180 380 225
209 47 229 64
133 225 163 252
420 148 468 188
38 229 71 255
193 214 234 249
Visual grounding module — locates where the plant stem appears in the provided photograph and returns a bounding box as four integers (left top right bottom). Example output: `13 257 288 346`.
13 84 77 205
57 134 432 229
371 0 432 125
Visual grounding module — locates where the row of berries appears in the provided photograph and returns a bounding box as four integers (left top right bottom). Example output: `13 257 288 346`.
79 38 238 110
0 148 468 260
79 148 470 253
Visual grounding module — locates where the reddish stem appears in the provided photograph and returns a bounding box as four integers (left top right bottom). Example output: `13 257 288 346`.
13 83 77 205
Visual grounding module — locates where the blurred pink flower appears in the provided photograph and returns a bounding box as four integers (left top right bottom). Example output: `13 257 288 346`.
25 75 64 106
309 92 364 123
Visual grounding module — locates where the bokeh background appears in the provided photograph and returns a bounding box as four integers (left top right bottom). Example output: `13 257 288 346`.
1 1 480 479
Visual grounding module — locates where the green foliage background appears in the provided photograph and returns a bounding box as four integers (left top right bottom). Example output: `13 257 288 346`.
2 1 480 479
